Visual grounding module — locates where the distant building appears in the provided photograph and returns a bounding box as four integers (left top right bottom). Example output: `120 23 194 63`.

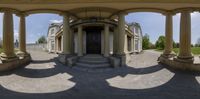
47 23 62 52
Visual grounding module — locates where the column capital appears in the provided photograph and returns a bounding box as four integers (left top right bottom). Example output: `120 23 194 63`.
0 8 17 13
104 23 110 27
117 11 128 16
15 12 28 17
60 11 70 17
162 11 175 16
177 8 195 13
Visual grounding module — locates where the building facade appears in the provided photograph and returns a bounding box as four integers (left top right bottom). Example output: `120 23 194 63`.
47 21 143 55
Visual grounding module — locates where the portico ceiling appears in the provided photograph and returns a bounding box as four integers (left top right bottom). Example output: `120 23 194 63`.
1 0 200 18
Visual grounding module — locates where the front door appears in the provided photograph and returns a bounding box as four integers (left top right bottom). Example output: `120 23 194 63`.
86 27 101 54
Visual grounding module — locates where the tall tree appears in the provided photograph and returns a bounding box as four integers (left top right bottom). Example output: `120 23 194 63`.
155 36 166 50
142 34 150 50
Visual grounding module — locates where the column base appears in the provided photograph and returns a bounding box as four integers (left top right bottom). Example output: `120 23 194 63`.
174 56 194 63
114 54 126 66
104 54 110 57
0 54 31 72
0 53 18 63
16 51 29 59
58 53 78 66
78 54 83 57
160 52 176 58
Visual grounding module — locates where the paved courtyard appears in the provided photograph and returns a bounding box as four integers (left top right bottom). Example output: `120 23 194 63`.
0 50 200 99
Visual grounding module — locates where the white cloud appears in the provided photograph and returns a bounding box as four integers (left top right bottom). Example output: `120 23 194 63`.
191 12 199 18
50 19 63 23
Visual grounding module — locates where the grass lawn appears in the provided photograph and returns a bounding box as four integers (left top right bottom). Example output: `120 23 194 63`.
155 47 200 55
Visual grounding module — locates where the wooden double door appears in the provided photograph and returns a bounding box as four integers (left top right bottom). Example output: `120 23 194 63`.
86 26 102 54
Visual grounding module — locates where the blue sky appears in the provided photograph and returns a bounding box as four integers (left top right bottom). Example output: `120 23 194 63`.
0 12 199 44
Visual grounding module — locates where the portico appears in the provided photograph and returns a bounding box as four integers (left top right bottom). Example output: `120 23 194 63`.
0 0 200 71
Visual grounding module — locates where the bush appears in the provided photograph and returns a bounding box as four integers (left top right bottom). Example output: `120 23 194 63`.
37 36 47 44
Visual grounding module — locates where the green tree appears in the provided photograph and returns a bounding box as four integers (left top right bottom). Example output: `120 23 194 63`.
196 37 200 47
142 34 150 50
37 35 47 44
155 36 165 50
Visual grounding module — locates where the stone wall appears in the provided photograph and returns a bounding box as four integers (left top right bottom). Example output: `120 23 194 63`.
26 43 47 52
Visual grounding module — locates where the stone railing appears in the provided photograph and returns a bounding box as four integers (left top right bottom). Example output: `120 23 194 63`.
26 43 47 52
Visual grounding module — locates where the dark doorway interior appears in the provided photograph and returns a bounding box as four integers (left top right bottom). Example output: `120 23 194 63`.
85 26 102 54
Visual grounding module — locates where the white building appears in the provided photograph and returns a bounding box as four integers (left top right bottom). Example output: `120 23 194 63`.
47 22 143 54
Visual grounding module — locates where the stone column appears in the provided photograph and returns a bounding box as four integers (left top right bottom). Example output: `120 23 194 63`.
163 12 174 57
62 13 71 54
104 24 110 57
78 25 83 56
70 29 74 54
0 10 17 61
17 13 27 56
176 10 193 63
117 13 126 55
113 27 118 55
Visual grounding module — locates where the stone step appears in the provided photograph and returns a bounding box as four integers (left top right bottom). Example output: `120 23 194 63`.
79 57 109 62
82 54 105 59
75 62 111 68
78 59 109 64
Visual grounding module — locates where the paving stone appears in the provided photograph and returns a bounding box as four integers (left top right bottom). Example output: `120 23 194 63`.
0 50 200 99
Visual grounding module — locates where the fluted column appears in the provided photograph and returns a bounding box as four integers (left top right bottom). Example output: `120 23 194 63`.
177 10 193 62
17 13 27 56
78 25 83 56
0 10 16 60
62 13 71 54
117 13 126 55
104 24 110 57
163 12 174 57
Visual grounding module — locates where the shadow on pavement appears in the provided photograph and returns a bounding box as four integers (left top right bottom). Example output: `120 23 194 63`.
0 54 200 99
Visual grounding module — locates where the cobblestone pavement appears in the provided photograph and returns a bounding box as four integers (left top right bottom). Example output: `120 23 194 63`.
0 50 200 99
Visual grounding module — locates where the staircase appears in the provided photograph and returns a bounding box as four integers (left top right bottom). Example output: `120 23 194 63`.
75 54 111 69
